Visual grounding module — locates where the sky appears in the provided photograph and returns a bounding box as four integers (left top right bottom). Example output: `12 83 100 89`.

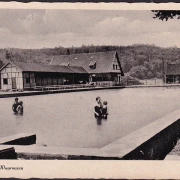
0 9 180 49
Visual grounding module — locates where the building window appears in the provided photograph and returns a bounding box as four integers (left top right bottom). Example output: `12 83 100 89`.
26 78 30 84
89 61 96 69
3 78 8 85
113 64 118 69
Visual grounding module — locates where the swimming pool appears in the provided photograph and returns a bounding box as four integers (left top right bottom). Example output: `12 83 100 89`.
1 87 180 148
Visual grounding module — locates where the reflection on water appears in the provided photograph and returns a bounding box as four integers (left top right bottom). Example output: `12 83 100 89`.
14 113 24 125
96 118 102 125
1 87 180 148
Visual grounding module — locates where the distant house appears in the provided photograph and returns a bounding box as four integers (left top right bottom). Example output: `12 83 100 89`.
0 51 124 90
0 61 88 90
51 51 124 85
166 63 180 83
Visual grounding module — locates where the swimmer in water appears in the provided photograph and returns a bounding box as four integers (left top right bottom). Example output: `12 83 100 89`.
12 97 19 113
16 101 23 114
102 101 108 119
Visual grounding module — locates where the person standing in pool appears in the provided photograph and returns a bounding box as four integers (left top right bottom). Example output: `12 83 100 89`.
16 101 23 114
93 97 103 121
12 97 19 113
102 101 108 119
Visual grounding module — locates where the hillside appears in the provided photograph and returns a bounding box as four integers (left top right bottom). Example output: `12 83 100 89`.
1 44 180 80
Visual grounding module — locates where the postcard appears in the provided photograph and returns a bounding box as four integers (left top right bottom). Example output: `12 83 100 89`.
0 2 180 179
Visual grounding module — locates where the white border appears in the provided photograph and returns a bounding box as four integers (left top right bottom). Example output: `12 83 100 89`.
0 2 179 10
1 2 180 179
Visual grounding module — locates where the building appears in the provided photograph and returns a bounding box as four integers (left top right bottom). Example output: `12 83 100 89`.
0 61 88 90
166 63 180 83
0 51 124 91
51 51 124 85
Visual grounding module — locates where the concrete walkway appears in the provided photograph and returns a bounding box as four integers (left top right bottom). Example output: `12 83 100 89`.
1 83 180 98
126 83 180 88
0 86 124 98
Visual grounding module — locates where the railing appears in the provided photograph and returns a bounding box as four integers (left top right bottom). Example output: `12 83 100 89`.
33 81 122 91
33 84 95 91
0 81 122 92
91 81 121 87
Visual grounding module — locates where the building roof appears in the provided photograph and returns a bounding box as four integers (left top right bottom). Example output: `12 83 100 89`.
51 51 124 75
1 61 88 74
67 66 88 74
166 63 180 75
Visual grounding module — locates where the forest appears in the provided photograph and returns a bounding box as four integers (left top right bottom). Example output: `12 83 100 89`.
0 44 180 80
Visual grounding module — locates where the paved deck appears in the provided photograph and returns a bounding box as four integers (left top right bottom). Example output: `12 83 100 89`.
1 84 180 98
0 86 124 98
126 84 180 88
2 145 119 160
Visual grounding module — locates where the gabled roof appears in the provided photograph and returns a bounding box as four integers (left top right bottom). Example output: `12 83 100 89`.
51 51 124 75
166 63 180 75
1 61 88 74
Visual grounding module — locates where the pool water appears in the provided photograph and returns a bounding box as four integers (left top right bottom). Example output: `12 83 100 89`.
1 87 180 148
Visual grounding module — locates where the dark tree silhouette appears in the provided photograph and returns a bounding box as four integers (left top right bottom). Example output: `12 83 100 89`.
5 51 11 60
152 10 180 21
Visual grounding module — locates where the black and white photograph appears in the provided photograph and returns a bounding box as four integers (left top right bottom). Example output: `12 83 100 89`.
1 2 180 167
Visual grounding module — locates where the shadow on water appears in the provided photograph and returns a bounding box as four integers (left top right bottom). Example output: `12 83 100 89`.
13 112 23 116
13 112 24 124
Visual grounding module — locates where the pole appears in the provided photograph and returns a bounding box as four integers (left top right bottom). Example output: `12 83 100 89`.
162 56 166 84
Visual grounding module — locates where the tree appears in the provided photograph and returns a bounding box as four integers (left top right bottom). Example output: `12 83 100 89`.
5 51 11 60
152 10 180 21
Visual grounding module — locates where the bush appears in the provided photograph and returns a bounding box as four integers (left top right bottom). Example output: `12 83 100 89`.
121 75 143 86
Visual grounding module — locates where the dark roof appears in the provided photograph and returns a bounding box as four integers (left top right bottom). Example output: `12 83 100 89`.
67 66 88 74
3 61 88 74
51 51 124 74
166 63 180 75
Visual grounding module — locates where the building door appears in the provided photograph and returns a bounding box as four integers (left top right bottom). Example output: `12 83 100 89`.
12 77 16 89
118 75 121 82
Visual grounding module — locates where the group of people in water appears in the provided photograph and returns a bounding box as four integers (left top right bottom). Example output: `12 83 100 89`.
12 97 24 114
93 96 108 123
12 96 106 119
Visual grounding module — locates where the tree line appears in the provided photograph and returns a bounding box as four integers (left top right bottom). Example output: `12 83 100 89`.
1 44 180 80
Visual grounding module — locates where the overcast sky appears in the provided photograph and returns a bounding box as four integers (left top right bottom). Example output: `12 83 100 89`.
0 9 180 49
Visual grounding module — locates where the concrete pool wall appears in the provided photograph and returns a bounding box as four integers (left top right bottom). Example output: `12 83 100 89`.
102 109 180 160
122 118 180 160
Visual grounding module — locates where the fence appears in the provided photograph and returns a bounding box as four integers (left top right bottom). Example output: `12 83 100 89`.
139 79 163 86
93 81 121 87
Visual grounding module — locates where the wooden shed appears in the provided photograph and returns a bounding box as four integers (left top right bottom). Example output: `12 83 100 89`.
0 61 88 90
166 63 180 83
